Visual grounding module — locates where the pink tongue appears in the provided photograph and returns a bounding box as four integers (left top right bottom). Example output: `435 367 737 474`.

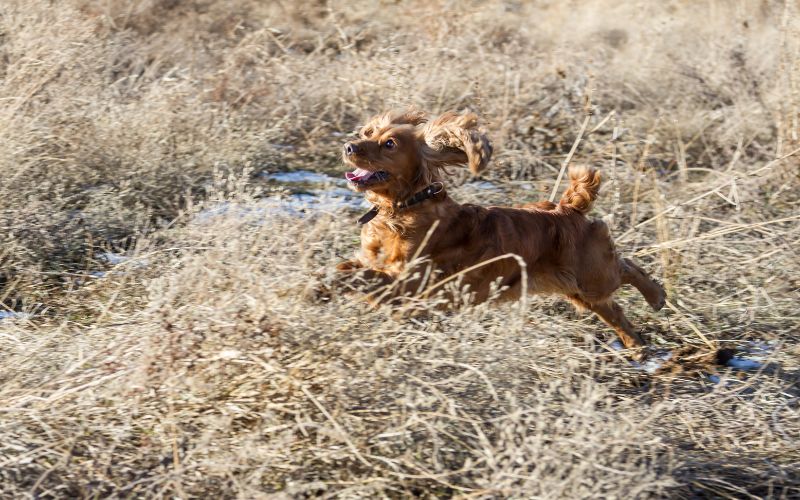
345 168 374 182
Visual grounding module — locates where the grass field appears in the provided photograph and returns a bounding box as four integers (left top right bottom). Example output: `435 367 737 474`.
1 1 799 497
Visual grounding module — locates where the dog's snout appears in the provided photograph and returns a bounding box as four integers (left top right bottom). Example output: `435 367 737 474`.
344 142 360 156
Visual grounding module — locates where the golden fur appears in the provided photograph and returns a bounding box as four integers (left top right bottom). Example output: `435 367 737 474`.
333 109 666 350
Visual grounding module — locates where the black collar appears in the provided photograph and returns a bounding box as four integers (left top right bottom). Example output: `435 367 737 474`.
357 182 444 225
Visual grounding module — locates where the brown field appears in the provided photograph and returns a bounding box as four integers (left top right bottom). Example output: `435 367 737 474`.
1 0 798 498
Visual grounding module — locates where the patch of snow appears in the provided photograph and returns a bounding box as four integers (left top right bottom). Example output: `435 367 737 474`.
741 341 775 359
726 357 763 371
99 252 129 265
640 351 673 374
194 202 233 222
723 341 775 371
464 180 499 190
283 188 367 213
630 350 672 374
195 188 368 224
0 311 30 321
267 142 296 151
97 252 149 269
265 170 344 185
607 341 672 374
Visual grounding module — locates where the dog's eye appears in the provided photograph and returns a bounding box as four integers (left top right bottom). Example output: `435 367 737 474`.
384 138 396 149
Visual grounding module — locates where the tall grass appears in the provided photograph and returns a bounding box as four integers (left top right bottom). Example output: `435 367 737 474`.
1 0 798 497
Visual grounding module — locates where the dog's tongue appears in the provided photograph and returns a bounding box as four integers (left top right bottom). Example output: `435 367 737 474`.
345 168 374 182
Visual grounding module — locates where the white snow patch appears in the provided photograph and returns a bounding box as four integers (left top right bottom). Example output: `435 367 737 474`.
97 252 149 269
631 350 673 374
0 311 30 321
724 341 776 371
741 340 775 359
279 188 367 214
726 357 763 371
195 188 368 224
607 341 672 374
464 180 499 190
265 170 344 185
99 252 129 265
641 351 673 374
267 142 296 151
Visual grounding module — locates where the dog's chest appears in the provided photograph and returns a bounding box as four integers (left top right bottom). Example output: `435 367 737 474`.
360 223 419 275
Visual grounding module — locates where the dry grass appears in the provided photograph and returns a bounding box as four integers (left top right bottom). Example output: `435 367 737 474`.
1 0 799 497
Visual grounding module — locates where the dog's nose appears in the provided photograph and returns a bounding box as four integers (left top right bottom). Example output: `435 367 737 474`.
344 142 360 156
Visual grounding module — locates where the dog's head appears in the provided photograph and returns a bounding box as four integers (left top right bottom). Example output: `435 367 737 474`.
342 109 492 204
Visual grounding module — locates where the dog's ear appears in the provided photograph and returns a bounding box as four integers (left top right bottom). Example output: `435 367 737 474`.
360 108 428 138
421 111 492 174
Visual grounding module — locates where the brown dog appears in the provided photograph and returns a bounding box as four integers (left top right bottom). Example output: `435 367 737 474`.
333 109 665 351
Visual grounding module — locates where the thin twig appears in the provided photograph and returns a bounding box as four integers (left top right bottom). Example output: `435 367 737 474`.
549 115 591 202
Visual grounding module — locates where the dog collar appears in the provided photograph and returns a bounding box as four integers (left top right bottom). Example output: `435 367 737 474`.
357 182 444 225
357 206 380 225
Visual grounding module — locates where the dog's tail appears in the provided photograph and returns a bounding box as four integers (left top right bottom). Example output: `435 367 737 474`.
559 166 601 215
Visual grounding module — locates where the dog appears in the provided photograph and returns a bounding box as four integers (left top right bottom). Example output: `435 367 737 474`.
331 109 666 352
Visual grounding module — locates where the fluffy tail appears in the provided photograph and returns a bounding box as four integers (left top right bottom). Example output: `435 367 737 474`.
559 166 601 215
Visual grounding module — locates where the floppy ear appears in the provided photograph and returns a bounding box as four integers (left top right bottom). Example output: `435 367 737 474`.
421 111 493 174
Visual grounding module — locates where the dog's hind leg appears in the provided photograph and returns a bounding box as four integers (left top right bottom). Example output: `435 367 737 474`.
620 258 666 311
571 295 646 350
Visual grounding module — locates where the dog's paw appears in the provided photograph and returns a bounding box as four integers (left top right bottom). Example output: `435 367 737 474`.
629 346 649 363
336 260 362 272
648 284 666 312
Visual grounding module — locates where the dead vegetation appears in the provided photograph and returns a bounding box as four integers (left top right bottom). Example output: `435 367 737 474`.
0 0 798 498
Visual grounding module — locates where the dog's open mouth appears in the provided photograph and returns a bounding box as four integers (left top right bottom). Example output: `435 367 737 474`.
345 168 389 186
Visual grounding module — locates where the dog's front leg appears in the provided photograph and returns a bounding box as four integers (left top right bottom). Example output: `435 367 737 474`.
322 260 396 300
338 260 431 307
303 260 371 302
